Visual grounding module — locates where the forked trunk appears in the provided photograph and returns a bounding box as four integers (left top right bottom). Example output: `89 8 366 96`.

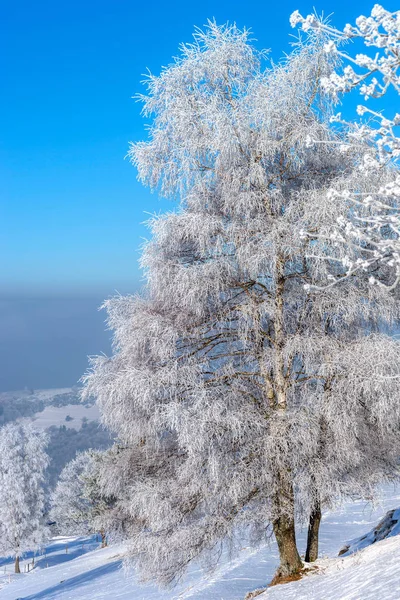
15 555 20 574
305 500 321 563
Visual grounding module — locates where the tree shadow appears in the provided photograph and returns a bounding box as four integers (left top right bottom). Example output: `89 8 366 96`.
35 545 97 569
17 561 121 600
0 536 98 571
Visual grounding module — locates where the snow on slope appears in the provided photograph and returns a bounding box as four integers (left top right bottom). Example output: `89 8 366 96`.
338 507 400 557
0 388 73 400
29 389 74 401
1 485 400 600
261 534 400 600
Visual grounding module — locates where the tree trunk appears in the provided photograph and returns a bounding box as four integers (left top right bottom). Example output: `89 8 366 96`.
272 473 303 580
270 258 302 581
272 512 303 579
305 500 321 563
100 529 107 548
15 555 20 574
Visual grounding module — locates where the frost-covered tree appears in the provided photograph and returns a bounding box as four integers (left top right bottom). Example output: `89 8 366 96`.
50 452 93 536
50 450 114 546
291 6 400 290
0 423 49 573
83 23 400 586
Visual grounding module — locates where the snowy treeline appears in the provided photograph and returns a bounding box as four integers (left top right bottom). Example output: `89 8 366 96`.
0 418 112 573
50 449 115 547
46 419 113 489
82 19 400 589
0 424 49 573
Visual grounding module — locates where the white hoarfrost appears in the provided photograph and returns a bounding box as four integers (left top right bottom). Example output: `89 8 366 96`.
50 452 97 536
0 423 49 571
50 450 114 543
291 5 400 289
82 20 400 590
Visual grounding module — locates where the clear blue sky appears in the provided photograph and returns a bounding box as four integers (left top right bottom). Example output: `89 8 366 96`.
3 0 395 297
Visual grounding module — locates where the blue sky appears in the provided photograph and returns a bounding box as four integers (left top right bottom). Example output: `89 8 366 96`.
3 0 396 297
2 0 398 391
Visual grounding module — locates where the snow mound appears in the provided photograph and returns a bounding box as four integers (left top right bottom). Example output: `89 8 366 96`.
338 507 400 557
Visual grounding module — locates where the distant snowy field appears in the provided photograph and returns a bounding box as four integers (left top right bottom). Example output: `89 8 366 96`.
1 484 400 600
0 387 100 430
18 403 100 430
27 389 75 401
0 388 73 402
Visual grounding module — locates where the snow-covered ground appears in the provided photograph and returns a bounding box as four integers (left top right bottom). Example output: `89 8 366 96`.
0 388 74 403
28 389 75 402
261 534 400 600
0 386 100 430
18 403 100 430
1 484 400 600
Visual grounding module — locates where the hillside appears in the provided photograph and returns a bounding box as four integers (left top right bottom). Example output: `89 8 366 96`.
1 484 400 600
261 534 400 600
0 388 113 489
0 387 96 428
260 500 400 599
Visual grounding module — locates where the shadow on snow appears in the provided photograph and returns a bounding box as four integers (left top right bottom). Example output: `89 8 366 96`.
0 536 98 569
15 561 122 600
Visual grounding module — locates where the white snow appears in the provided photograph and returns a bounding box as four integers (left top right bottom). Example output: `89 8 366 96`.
0 388 74 402
30 389 74 401
338 507 400 557
18 403 100 430
1 485 400 600
261 534 400 600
